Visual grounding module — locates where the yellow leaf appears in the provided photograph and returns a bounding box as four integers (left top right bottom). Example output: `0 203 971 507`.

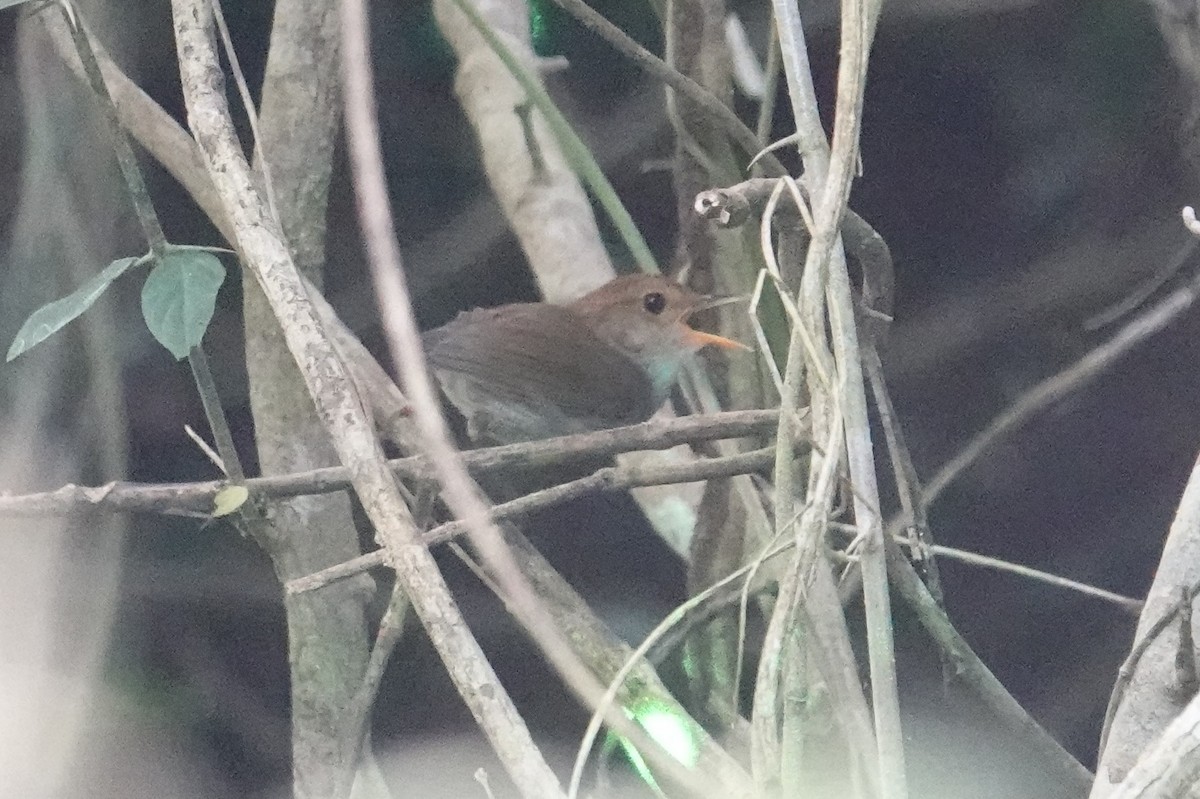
212 485 249 517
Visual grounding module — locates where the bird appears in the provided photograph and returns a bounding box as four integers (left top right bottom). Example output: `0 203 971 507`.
423 274 744 445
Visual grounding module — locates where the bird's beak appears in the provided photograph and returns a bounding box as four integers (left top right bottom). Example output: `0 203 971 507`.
684 327 748 350
686 292 748 347
683 293 751 351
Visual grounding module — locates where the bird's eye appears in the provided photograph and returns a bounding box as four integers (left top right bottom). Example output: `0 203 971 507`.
642 291 667 315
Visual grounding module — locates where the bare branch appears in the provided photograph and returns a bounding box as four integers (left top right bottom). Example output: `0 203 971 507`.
1096 509 1200 794
173 2 563 795
1103 691 1200 799
885 536 1094 791
288 446 776 596
759 0 902 792
0 409 779 517
547 0 784 174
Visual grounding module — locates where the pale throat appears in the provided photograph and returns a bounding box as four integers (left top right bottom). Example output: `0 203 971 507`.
639 352 690 404
584 313 697 403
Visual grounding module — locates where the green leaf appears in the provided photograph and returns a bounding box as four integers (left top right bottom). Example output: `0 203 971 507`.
141 250 226 360
7 256 139 362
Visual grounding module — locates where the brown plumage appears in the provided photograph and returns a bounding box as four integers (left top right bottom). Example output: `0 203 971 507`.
423 275 742 444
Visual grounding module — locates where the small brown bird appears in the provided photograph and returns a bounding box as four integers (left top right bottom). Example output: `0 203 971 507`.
424 275 743 444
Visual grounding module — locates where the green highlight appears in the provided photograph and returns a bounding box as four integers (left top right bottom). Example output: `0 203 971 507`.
632 698 701 768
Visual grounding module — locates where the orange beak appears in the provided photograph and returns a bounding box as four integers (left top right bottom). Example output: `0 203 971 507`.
682 292 751 351
685 327 749 350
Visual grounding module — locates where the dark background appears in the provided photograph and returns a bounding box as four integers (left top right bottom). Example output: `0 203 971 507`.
0 0 1194 796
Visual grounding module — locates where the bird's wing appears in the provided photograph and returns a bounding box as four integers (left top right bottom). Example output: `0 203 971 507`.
423 304 658 426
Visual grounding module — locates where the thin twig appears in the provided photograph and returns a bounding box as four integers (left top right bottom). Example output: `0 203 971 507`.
1083 237 1198 330
649 526 1145 670
924 274 1200 507
771 0 904 793
336 583 411 799
929 544 1141 615
55 2 166 255
0 409 779 517
884 534 1093 790
546 0 787 176
755 21 780 146
339 0 565 792
187 346 245 483
568 538 797 799
863 347 943 607
485 527 753 798
1174 586 1197 697
38 12 235 239
826 524 1143 614
184 424 226 475
288 447 773 596
54 1 246 485
208 0 281 226
756 415 876 794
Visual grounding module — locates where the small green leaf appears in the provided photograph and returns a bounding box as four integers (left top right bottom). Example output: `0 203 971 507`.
141 250 226 359
211 485 250 518
7 256 139 362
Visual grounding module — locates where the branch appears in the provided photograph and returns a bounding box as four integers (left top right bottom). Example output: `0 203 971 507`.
864 349 944 607
884 534 1094 791
924 271 1200 507
430 0 617 298
492 527 754 797
38 4 424 458
694 176 895 336
36 13 235 242
1094 449 1200 792
0 409 779 517
172 3 563 796
339 0 746 794
547 0 786 175
761 0 902 794
288 447 776 596
1105 691 1200 798
427 449 773 544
